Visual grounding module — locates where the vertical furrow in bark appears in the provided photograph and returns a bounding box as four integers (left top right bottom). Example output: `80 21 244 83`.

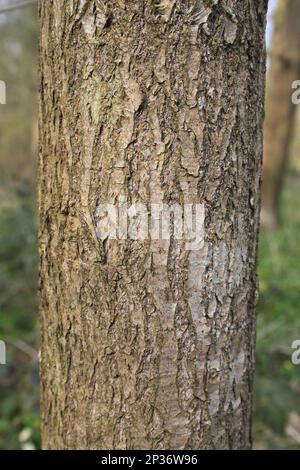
39 0 268 449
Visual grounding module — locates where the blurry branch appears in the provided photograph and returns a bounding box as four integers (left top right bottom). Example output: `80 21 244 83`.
3 336 39 361
0 0 36 14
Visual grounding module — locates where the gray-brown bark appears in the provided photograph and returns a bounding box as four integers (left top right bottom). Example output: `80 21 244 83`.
262 0 300 230
39 0 268 450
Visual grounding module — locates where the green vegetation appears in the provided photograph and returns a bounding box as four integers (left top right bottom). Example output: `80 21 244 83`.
0 4 39 450
0 187 39 450
254 173 300 449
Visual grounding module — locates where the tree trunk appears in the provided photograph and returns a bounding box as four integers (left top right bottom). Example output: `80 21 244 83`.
39 0 268 450
262 0 300 230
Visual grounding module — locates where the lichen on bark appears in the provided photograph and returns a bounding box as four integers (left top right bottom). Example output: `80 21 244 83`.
39 0 268 450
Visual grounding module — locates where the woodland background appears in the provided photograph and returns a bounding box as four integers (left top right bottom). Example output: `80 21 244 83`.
0 0 300 450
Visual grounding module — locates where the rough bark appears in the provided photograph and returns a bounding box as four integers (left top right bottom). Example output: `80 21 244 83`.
262 0 300 230
39 0 268 450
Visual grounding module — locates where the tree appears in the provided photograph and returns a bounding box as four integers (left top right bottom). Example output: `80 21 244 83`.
0 3 38 188
39 0 268 450
262 0 300 230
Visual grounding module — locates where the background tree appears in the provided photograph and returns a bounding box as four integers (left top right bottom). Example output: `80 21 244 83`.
39 0 268 450
0 1 38 188
262 0 300 229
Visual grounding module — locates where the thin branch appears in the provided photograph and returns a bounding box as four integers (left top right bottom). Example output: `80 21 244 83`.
0 0 36 15
3 336 39 361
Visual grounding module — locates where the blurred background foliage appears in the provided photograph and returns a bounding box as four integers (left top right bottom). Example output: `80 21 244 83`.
0 0 39 450
254 175 300 449
0 0 299 450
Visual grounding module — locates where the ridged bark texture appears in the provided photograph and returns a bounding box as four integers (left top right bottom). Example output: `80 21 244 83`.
39 0 268 450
